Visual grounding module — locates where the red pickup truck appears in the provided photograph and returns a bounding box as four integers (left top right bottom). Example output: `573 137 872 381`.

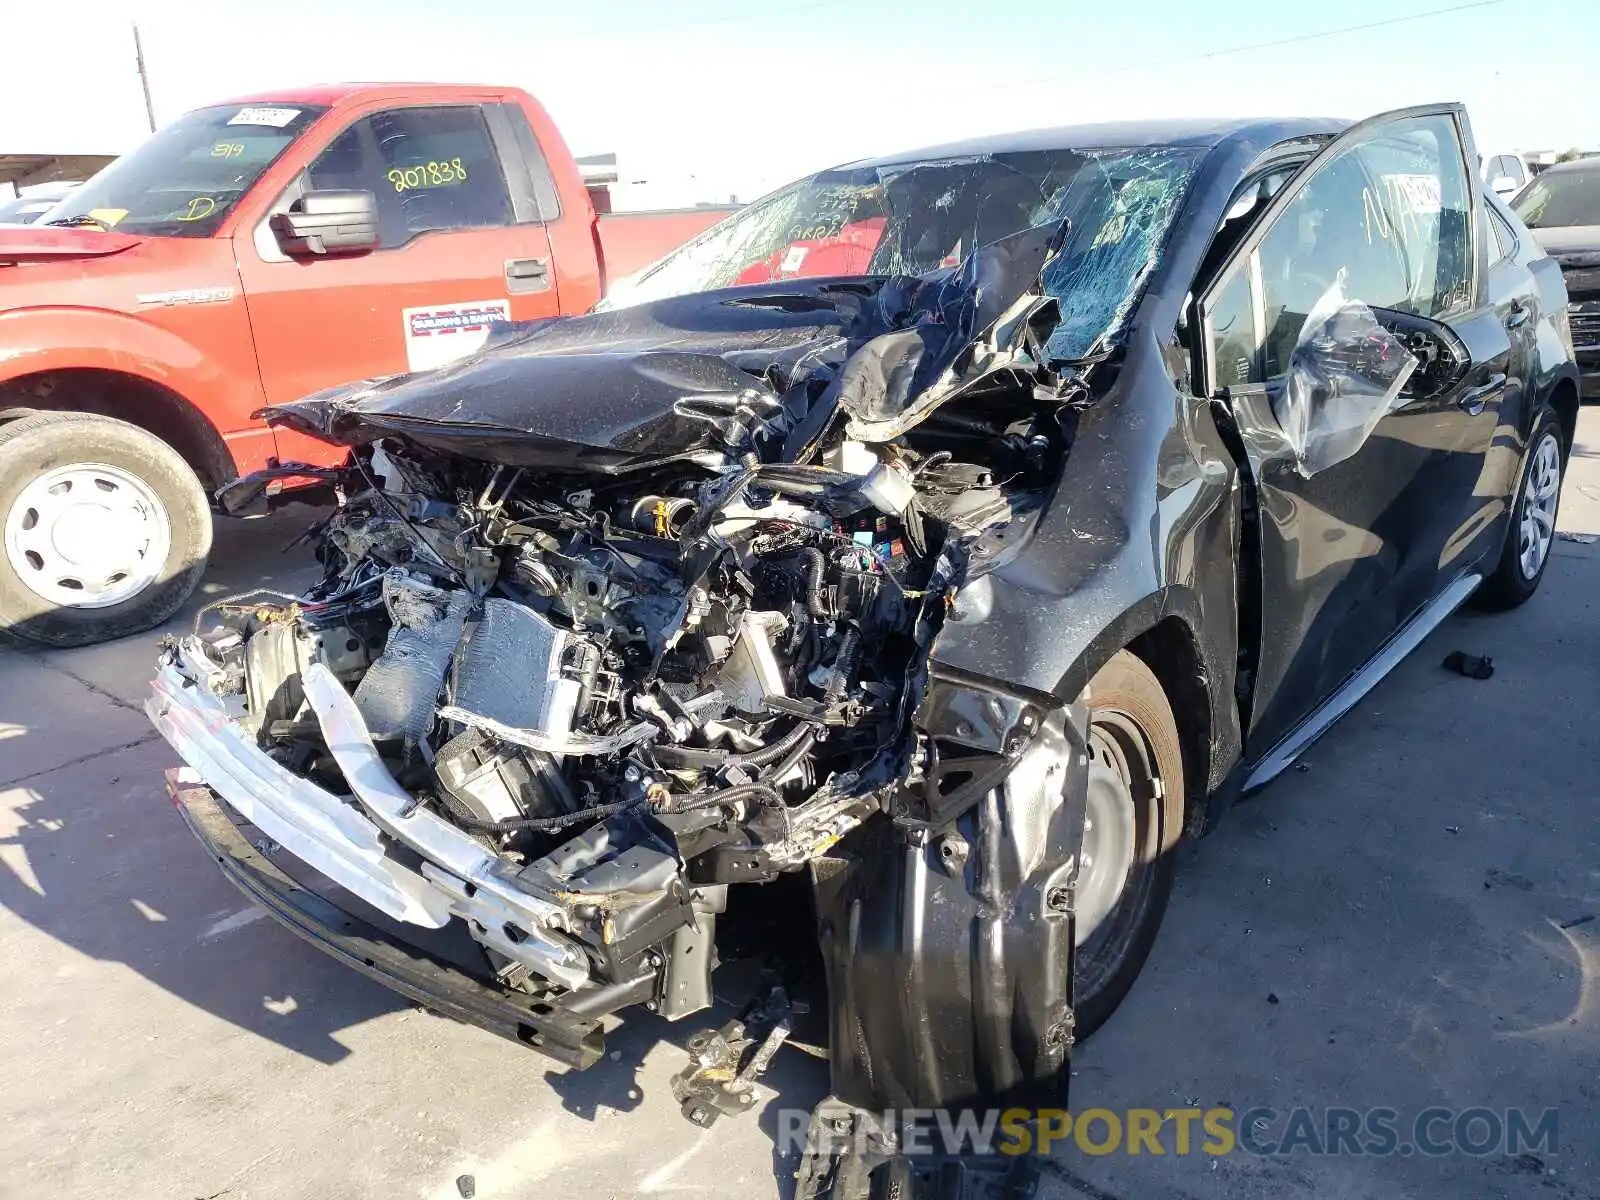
0 83 732 647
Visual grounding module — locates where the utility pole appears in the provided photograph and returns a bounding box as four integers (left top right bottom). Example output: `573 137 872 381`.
133 24 156 133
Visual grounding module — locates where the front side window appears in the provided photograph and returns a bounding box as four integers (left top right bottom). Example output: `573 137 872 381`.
1512 166 1600 229
606 146 1205 361
308 106 512 248
1253 113 1472 377
42 103 326 236
1202 116 1474 474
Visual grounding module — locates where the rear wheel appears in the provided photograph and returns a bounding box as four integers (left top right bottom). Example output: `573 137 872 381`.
1074 650 1185 1039
0 411 212 647
1477 406 1563 611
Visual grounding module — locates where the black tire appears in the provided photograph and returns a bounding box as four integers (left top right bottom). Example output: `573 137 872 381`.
1476 405 1564 612
1074 650 1186 1039
0 412 212 648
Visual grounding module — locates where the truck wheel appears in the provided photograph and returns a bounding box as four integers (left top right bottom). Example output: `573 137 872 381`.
0 412 212 648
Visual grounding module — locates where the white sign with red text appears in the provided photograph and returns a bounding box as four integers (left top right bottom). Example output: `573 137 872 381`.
401 300 512 372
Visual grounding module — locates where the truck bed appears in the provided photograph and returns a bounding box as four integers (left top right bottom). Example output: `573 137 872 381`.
596 207 737 282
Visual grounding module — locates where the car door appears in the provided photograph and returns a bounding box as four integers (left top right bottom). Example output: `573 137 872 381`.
237 100 563 420
1197 105 1502 755
1474 195 1541 509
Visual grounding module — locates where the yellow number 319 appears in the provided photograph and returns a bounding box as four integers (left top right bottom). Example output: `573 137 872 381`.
387 158 468 193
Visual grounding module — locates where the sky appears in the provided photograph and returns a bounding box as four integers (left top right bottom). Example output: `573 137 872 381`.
3 0 1596 204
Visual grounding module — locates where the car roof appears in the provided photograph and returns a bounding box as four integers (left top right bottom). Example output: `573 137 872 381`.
845 117 1349 169
1537 156 1600 177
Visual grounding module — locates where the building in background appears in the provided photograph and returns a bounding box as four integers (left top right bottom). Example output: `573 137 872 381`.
0 153 117 200
577 151 747 212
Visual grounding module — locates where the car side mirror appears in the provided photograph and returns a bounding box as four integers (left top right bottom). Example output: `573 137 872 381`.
1490 175 1518 197
270 190 378 256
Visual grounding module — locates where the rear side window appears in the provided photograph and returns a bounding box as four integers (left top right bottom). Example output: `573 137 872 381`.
308 105 512 247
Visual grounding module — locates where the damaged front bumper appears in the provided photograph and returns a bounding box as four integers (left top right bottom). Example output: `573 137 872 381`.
149 644 625 1006
166 773 615 1067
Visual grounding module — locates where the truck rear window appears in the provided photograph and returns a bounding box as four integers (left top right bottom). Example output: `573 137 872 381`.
41 103 328 237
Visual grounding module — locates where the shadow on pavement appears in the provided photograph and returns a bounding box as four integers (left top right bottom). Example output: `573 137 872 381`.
0 510 406 1065
0 505 834 1189
0 739 413 1064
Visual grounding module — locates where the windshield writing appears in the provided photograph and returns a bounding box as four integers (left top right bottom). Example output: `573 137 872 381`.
43 103 327 237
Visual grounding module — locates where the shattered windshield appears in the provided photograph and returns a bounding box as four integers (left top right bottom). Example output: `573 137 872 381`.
41 103 327 237
607 146 1204 360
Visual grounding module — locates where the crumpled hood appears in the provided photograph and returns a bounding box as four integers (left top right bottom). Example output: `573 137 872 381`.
262 224 1066 472
0 226 144 265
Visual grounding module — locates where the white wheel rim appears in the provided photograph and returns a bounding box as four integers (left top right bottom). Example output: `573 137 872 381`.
4 463 171 609
1517 433 1560 581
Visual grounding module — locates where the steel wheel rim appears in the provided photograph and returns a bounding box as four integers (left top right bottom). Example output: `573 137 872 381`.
3 463 171 609
1075 727 1138 947
1517 432 1560 581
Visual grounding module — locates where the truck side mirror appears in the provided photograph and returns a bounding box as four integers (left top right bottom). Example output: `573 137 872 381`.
1490 176 1518 197
270 190 378 256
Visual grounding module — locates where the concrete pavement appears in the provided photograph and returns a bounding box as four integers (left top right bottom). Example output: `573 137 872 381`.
1 414 1597 1200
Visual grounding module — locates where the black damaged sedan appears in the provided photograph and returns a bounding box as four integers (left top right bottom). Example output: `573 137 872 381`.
151 103 1578 1184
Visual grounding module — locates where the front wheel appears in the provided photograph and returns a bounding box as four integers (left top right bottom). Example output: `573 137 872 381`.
1476 406 1564 612
0 412 213 648
1073 650 1186 1039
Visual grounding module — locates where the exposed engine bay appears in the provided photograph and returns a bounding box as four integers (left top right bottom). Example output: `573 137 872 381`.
154 222 1092 1109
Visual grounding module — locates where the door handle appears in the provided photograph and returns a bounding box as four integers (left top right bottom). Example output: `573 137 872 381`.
1458 372 1506 416
505 256 551 294
1505 300 1530 329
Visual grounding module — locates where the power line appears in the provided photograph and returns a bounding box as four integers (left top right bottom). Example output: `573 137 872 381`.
937 0 1511 100
1148 0 1509 68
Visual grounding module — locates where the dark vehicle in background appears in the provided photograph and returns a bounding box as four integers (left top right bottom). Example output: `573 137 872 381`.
150 103 1578 1190
1513 157 1600 397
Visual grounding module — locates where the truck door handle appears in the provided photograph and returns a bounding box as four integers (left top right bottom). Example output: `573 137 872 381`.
505 257 551 293
1505 300 1530 329
1458 373 1506 416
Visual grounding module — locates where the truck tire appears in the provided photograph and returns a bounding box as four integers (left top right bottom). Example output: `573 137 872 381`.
0 411 212 648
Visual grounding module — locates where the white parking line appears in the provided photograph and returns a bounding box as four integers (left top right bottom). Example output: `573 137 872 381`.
200 906 269 941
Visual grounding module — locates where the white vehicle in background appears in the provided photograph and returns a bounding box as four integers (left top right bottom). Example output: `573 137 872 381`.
0 182 82 226
1481 152 1532 199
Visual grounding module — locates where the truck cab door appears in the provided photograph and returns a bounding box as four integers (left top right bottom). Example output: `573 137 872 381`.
235 98 565 458
1197 105 1497 760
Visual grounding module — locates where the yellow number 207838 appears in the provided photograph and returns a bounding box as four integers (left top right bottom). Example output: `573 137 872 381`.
386 158 468 193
